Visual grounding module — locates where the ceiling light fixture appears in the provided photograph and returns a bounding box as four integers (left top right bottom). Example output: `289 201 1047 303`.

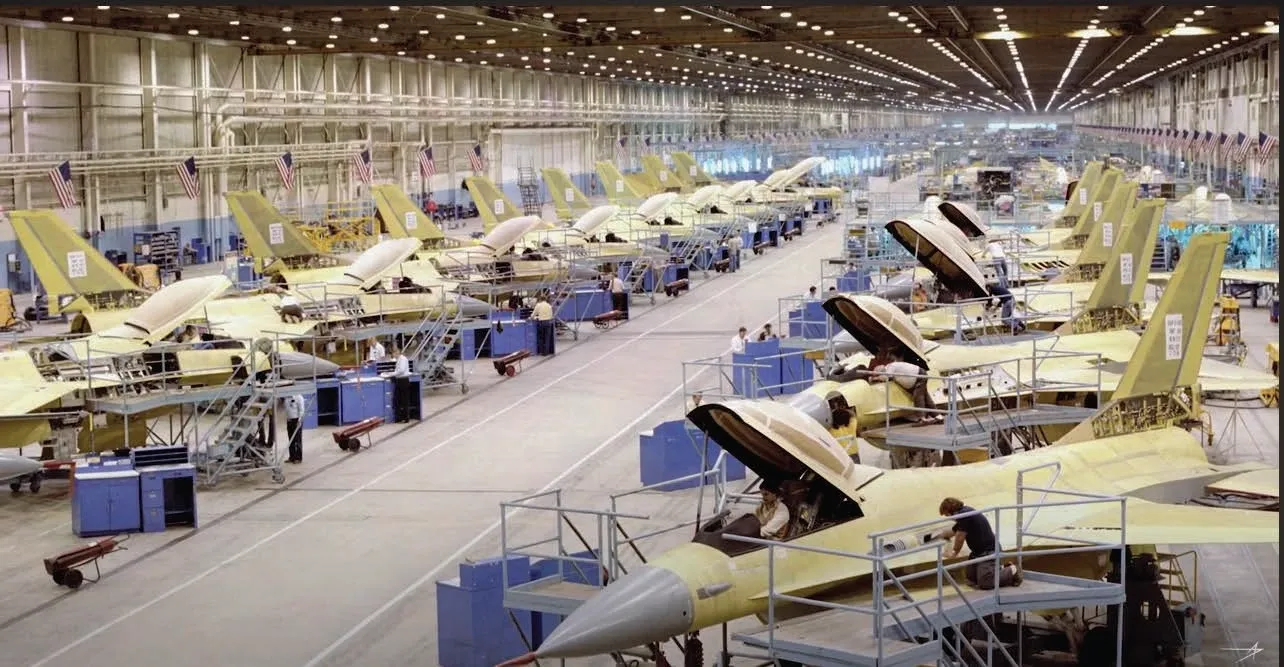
61 15 74 22
654 7 665 12
377 23 388 29
326 43 335 49
286 39 296 45
369 36 379 43
189 28 201 35
96 5 109 8
229 20 240 25
167 12 179 19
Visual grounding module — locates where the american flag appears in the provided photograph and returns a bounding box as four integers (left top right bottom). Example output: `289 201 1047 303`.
48 160 77 209
1235 132 1253 162
276 152 295 191
615 137 627 162
1219 132 1235 159
1186 130 1199 150
468 143 486 173
418 146 436 180
175 156 200 200
351 149 374 184
1200 131 1215 155
1259 132 1278 165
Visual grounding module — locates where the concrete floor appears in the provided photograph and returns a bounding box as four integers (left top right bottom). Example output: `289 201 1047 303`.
0 173 1277 667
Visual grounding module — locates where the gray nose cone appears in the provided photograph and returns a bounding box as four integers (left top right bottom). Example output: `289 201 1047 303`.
454 294 493 318
830 331 867 357
567 262 603 281
276 351 340 379
0 455 41 480
536 566 694 658
787 391 834 428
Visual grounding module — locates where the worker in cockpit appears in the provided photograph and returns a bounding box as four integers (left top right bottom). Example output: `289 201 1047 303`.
756 482 791 540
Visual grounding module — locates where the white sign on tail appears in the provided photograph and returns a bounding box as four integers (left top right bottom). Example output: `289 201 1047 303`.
688 165 697 176
1079 188 1089 205
268 223 285 245
66 251 87 279
1164 313 1183 360
659 170 668 182
565 188 575 203
1092 201 1103 221
1119 252 1133 285
404 211 418 230
615 180 624 193
1102 222 1114 247
493 199 505 216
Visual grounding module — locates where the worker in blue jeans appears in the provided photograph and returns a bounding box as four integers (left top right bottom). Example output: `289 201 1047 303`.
532 294 556 356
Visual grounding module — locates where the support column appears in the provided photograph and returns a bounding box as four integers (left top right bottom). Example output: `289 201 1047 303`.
77 32 100 237
140 39 161 228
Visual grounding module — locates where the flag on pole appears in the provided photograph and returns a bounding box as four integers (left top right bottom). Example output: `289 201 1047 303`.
615 138 628 162
1259 132 1278 165
176 156 200 200
351 149 374 184
48 160 77 209
1235 132 1253 163
418 146 437 180
276 152 295 191
468 144 486 173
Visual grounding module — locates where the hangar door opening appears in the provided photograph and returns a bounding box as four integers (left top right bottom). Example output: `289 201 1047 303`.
492 128 593 210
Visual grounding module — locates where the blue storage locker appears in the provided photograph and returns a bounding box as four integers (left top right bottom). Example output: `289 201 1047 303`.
339 377 389 424
384 374 424 423
490 320 534 357
836 270 871 293
139 464 198 533
555 290 610 322
72 469 142 538
732 339 782 397
639 420 747 491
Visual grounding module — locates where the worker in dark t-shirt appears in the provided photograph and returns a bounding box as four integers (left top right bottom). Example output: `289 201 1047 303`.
930 497 1022 590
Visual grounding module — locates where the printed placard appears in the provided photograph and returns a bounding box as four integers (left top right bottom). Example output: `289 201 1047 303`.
565 187 575 203
493 199 505 216
1092 201 1103 221
659 170 668 182
688 165 697 176
1119 252 1133 285
1078 188 1089 205
404 211 417 230
1164 313 1183 360
66 251 87 279
1211 199 1229 225
615 180 625 193
1101 222 1113 248
268 222 285 245
777 213 786 222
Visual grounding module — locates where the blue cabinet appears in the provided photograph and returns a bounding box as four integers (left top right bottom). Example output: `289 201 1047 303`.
340 377 390 424
384 374 424 423
72 470 142 537
139 464 198 533
490 320 534 357
555 290 610 321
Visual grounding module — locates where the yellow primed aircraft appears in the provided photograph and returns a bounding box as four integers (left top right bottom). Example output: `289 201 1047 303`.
894 197 1166 339
515 234 1279 663
811 234 1277 447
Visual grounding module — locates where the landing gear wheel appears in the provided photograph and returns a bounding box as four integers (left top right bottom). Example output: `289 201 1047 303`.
505 366 516 377
51 570 66 586
9 481 20 493
64 569 85 590
271 470 286 484
29 474 41 493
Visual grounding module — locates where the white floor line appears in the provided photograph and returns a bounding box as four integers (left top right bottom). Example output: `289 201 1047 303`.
30 228 835 667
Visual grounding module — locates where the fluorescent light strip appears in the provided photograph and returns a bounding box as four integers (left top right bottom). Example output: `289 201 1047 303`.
1046 36 1090 111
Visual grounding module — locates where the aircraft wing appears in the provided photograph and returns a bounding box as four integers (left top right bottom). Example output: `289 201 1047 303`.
1150 268 1280 286
1205 469 1279 499
1035 497 1280 546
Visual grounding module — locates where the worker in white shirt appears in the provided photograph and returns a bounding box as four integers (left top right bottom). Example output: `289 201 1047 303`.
607 272 628 318
283 394 306 463
869 351 940 424
367 339 387 364
389 345 414 423
986 240 1009 289
730 326 749 354
531 294 556 356
755 482 791 539
726 233 743 271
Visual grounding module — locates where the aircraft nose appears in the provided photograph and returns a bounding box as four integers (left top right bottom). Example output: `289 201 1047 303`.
567 262 603 281
275 351 340 379
1 455 42 478
536 566 693 659
454 294 493 318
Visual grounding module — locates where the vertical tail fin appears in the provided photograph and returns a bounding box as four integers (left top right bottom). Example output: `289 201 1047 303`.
370 184 446 245
1061 161 1104 221
1054 199 1165 334
640 155 684 192
1056 232 1229 445
540 168 592 220
594 161 648 204
462 176 520 232
225 191 323 261
1065 168 1124 239
8 209 146 314
670 152 716 186
1068 181 1139 268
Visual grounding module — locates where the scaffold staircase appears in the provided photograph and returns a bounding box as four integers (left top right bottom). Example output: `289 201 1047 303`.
517 166 542 216
192 370 288 487
403 304 465 390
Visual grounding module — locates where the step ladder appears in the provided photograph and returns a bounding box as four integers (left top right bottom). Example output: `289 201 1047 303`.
547 277 585 340
517 166 542 216
404 304 465 391
193 370 288 486
623 256 659 303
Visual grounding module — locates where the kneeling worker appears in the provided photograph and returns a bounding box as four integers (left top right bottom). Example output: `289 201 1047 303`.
933 497 1022 589
755 483 791 540
532 294 556 356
